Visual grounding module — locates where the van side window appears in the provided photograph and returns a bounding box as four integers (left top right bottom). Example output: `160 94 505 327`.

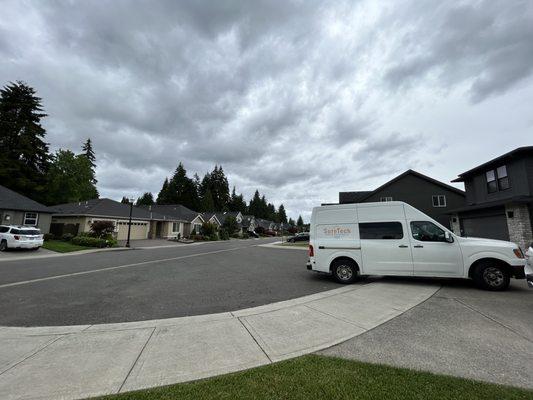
411 221 446 242
359 222 403 239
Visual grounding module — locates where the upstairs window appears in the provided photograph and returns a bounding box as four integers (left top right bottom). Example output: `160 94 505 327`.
380 197 393 202
432 195 446 207
496 166 510 190
486 165 510 193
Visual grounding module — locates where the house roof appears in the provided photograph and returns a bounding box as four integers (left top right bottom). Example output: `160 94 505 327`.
452 146 533 182
0 185 54 213
140 204 200 222
212 211 241 225
255 218 274 229
340 170 465 204
338 191 372 204
447 195 533 214
201 212 221 225
54 198 179 221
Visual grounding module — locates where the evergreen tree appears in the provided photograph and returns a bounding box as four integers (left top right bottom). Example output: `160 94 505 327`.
121 196 130 204
45 149 98 204
278 204 288 224
81 138 98 188
209 165 230 211
248 190 262 217
200 188 215 212
228 186 247 213
0 81 50 201
156 178 172 204
136 192 154 206
169 162 199 210
288 217 296 226
297 215 304 227
267 202 277 221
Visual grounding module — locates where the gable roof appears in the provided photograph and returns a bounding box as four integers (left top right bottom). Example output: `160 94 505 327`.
340 169 465 204
0 185 54 213
339 191 372 204
142 204 200 223
54 198 179 221
212 211 241 225
452 146 533 182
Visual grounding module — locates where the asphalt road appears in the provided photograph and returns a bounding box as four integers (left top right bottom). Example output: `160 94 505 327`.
0 238 339 326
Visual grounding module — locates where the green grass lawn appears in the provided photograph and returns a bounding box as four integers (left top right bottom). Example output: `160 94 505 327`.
93 355 532 400
278 241 309 247
42 240 92 253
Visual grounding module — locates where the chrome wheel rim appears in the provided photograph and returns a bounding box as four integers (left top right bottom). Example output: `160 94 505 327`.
337 265 353 281
483 267 504 287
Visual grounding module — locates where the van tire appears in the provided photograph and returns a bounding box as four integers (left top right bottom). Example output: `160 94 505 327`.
0 240 7 252
472 261 510 291
331 259 358 284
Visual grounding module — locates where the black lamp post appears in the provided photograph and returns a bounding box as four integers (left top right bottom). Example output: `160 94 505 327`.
125 199 133 248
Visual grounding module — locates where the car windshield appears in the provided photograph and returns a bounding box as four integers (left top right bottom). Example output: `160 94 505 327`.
11 228 41 235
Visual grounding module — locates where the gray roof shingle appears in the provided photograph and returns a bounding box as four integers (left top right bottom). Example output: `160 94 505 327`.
0 185 54 213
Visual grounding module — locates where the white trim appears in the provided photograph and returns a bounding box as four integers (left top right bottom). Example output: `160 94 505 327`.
432 195 447 207
23 212 38 226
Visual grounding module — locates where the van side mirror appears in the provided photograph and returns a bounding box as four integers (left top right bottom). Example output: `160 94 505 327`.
445 231 454 243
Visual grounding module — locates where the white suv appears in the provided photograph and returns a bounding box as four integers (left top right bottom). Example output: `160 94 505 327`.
0 225 44 251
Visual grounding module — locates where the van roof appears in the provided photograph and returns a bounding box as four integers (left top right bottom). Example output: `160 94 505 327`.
314 201 407 211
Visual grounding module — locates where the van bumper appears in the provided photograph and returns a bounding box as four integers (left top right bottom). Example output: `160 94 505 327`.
511 265 526 279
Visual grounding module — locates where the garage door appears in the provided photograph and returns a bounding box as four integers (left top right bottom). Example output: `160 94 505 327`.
462 214 509 241
116 221 149 240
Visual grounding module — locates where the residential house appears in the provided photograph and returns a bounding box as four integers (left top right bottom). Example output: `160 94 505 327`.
143 204 204 237
254 218 276 231
0 184 54 233
339 169 466 228
240 214 256 232
450 146 533 251
201 213 222 228
52 198 184 240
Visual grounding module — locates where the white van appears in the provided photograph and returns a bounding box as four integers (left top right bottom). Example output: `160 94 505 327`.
307 202 527 291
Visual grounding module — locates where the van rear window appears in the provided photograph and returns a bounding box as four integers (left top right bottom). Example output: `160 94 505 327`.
359 222 403 239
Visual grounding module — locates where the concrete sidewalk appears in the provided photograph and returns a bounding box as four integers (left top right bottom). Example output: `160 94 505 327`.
0 281 438 400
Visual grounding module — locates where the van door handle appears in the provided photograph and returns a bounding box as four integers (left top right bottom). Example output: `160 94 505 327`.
414 245 423 248
398 245 408 248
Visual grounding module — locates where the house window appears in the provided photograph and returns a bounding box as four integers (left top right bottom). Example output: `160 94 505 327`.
486 166 510 193
380 197 393 202
432 195 446 207
496 165 510 190
172 222 180 232
23 212 38 226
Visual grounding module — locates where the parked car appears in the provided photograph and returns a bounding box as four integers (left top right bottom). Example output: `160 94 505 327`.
264 229 277 237
526 244 533 288
287 232 310 243
248 230 259 238
307 202 526 291
0 225 44 251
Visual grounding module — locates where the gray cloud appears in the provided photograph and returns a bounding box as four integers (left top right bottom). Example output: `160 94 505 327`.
0 0 531 220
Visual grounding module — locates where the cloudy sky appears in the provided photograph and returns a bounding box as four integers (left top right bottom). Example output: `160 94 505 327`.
1 0 532 220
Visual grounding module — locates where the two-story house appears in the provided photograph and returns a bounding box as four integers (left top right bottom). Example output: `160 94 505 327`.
450 146 533 251
339 169 467 228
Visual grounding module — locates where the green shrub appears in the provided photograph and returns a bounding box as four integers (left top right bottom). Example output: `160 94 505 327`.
208 233 218 241
61 233 74 241
219 229 230 240
43 233 55 241
90 220 115 238
200 222 217 237
191 234 204 241
231 233 241 239
242 232 250 239
71 236 107 248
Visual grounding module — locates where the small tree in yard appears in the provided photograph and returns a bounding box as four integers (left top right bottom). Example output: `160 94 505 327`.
90 220 115 238
222 216 238 234
200 222 217 239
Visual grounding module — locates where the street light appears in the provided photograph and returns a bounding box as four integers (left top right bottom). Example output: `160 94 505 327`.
125 198 134 248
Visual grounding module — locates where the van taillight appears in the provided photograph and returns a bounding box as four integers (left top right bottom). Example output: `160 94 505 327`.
13 235 20 240
308 245 314 257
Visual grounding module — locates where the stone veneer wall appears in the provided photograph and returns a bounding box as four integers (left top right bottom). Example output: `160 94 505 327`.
505 203 533 252
449 214 461 236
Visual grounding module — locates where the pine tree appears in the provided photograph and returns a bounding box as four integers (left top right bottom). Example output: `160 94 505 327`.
121 196 130 204
0 81 50 201
297 215 304 227
82 138 96 169
136 192 154 206
288 217 296 226
156 178 172 204
201 188 215 212
278 204 288 224
169 162 199 210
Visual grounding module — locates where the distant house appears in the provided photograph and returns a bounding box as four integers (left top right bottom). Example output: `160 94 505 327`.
52 198 184 240
0 185 54 233
254 218 276 231
339 169 466 228
201 213 222 228
240 214 256 232
450 146 533 251
143 204 204 236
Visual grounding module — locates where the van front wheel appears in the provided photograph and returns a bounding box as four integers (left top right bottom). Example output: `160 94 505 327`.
473 262 510 291
332 259 358 284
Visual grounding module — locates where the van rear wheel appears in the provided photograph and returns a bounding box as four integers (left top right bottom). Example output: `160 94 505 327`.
473 262 510 291
331 259 358 284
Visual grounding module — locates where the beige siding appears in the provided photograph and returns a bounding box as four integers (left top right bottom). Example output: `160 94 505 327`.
116 220 150 240
1 209 52 233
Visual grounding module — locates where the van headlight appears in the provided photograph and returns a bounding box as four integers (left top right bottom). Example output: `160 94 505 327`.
513 248 525 259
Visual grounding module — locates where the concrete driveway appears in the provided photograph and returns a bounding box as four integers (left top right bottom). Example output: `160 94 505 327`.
0 247 55 261
321 277 533 389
